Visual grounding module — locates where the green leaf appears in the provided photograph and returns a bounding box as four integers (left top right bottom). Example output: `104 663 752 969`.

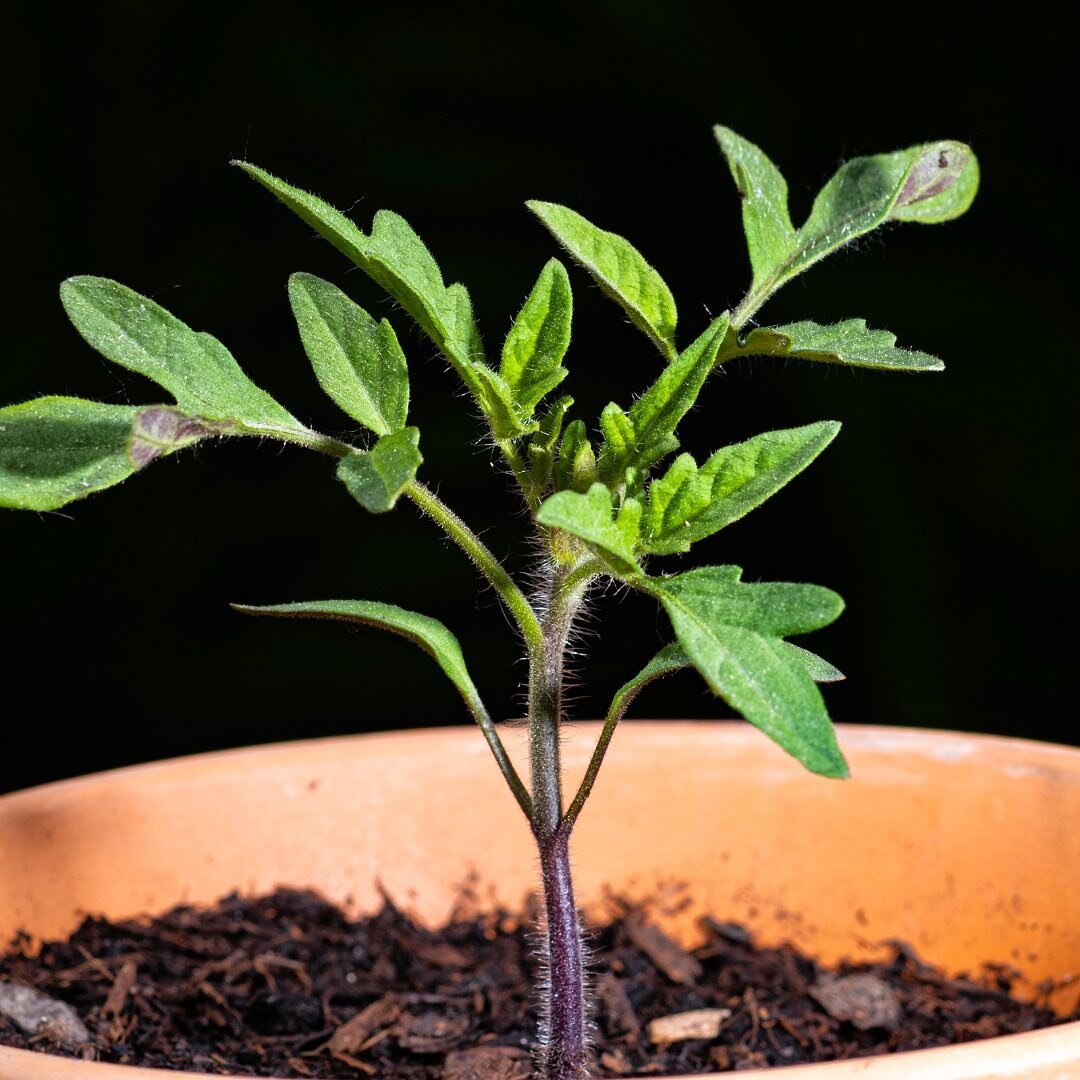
60 277 302 432
526 200 677 360
608 642 691 721
788 140 978 288
598 314 730 483
729 319 943 372
0 398 223 511
288 273 409 435
713 126 796 292
642 421 840 554
527 395 574 495
336 427 421 512
715 132 978 319
783 642 845 683
500 259 572 416
649 566 847 777
232 599 484 715
233 164 533 432
536 482 641 574
552 419 597 494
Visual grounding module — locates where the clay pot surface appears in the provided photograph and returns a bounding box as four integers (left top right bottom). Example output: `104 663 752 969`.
1 721 1077 1078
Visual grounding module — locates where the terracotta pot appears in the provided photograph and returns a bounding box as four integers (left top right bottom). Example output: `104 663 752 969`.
0 721 1077 1079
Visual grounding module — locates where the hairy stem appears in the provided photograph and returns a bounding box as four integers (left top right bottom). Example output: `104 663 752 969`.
406 480 543 657
529 564 591 1079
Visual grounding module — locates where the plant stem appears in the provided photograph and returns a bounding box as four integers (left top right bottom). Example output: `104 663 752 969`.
406 480 543 657
529 565 591 1080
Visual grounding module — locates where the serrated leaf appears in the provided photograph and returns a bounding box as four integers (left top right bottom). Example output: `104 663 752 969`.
288 273 409 435
232 599 485 715
608 642 691 722
472 365 535 439
730 319 943 372
552 418 597 493
642 421 840 554
60 277 302 432
536 482 641 574
501 259 572 415
649 566 847 777
783 642 844 683
0 398 223 510
336 427 421 512
527 200 677 360
598 314 730 483
714 126 796 291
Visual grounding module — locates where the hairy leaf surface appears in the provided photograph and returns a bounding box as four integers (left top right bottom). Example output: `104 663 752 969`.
642 421 840 554
527 201 677 360
288 273 409 434
0 398 223 510
537 482 641 574
336 427 421 512
60 277 301 432
598 314 730 484
501 259 572 415
649 566 847 776
728 319 944 372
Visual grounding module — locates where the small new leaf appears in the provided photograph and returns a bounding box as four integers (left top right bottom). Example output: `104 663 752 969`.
642 421 840 555
648 566 847 777
501 259 572 416
337 427 421 512
60 277 302 433
0 398 223 510
728 320 943 372
552 419 597 494
598 314 730 483
527 201 677 360
536 482 641 574
232 599 485 716
288 273 409 435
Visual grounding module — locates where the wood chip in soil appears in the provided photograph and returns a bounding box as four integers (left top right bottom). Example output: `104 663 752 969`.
0 887 1075 1076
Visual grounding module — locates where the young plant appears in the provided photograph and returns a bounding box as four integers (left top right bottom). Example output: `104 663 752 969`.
0 126 977 1078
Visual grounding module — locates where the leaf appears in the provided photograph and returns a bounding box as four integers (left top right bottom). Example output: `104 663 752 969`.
60 277 302 432
527 395 574 495
0 398 222 511
232 599 485 715
500 259 572 416
336 427 421 512
649 566 847 777
608 642 691 722
598 314 730 483
715 132 978 315
288 273 409 435
552 419 597 493
783 642 844 683
642 421 840 554
233 164 534 432
527 200 677 360
789 140 978 286
536 482 641 574
713 126 795 292
730 319 943 372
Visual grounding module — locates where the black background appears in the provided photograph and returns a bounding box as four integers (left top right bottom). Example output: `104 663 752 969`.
2 4 1075 793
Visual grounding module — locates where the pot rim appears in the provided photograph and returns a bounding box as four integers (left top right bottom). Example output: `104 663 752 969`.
1 722 1077 1079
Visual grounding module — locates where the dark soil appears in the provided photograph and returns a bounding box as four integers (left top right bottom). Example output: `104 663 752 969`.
1 888 1073 1077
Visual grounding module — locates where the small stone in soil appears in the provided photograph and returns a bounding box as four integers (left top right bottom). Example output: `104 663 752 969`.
0 979 91 1046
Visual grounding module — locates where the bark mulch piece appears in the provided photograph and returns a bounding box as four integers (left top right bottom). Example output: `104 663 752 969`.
1 887 1075 1076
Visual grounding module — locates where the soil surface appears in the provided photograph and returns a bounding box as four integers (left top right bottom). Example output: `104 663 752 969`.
1 888 1073 1076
